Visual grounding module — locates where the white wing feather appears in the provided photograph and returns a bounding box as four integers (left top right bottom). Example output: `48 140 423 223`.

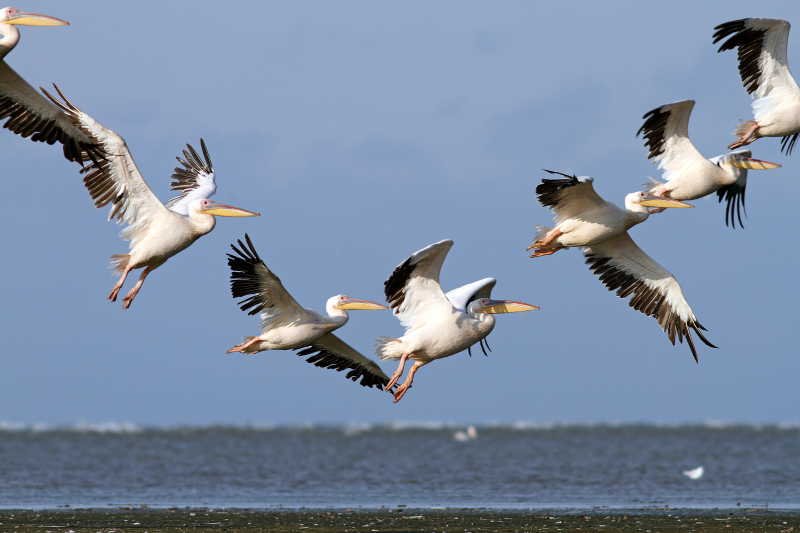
384 239 455 329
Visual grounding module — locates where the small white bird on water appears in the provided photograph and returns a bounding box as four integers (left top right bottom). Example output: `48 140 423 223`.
453 425 478 442
683 466 704 480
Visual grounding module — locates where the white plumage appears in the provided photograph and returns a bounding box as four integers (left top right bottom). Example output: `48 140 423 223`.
714 18 800 153
225 234 391 390
529 171 716 362
41 85 259 308
637 99 780 227
379 239 538 403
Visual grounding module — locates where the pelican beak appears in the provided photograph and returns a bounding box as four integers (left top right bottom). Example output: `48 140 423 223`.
478 299 539 314
336 297 388 311
198 202 260 217
6 11 69 26
730 157 781 170
639 195 694 209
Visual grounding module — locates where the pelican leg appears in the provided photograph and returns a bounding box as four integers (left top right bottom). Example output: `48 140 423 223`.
385 352 410 391
729 121 759 150
226 336 262 354
392 361 426 403
527 229 562 250
529 248 561 258
121 266 153 309
108 266 133 302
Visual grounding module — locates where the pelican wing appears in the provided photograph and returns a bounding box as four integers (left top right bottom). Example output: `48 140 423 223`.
297 333 390 389
0 63 100 163
637 100 710 179
226 234 306 327
535 171 608 223
714 18 800 153
166 139 216 215
42 85 168 248
583 233 716 362
711 150 749 228
384 239 454 329
445 277 496 312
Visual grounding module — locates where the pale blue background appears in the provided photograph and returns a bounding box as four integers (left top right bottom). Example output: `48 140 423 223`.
1 1 797 425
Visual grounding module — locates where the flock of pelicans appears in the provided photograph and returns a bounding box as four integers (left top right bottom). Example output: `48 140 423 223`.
1 9 798 402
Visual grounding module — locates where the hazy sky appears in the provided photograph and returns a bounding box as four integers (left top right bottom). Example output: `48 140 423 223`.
1 1 798 426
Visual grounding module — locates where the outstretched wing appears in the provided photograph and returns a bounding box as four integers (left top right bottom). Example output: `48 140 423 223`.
0 62 100 163
637 100 713 181
714 18 800 154
42 85 167 249
384 239 455 329
583 233 716 362
226 234 306 328
535 170 608 223
296 333 390 389
166 139 216 215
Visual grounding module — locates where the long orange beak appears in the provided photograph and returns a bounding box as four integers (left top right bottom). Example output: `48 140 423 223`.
6 11 69 26
198 202 260 217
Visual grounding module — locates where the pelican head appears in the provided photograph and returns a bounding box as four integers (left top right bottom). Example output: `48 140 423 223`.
713 149 781 172
468 298 539 315
628 191 694 210
196 198 260 217
0 8 68 26
330 295 388 311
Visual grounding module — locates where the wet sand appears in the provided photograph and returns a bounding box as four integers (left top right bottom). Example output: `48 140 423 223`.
1 508 798 532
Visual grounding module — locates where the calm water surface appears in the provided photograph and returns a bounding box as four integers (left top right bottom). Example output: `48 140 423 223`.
0 423 797 509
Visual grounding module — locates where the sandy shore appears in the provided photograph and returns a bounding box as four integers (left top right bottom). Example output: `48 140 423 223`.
1 508 798 532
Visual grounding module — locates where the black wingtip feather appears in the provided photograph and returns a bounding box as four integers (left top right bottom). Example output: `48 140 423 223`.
227 234 267 315
535 170 580 208
295 346 389 389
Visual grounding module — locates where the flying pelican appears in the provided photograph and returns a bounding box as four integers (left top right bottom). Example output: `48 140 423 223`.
528 170 716 362
637 99 781 228
42 85 259 308
713 18 800 154
225 234 391 389
0 7 99 163
377 239 539 403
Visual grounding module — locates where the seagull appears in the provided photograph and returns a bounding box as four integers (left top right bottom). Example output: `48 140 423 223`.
528 170 716 362
713 18 800 153
378 239 539 403
453 425 478 441
637 99 780 228
226 234 391 389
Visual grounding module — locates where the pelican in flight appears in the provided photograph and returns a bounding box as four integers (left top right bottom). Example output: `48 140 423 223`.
713 18 800 154
0 7 99 163
377 239 538 403
226 234 391 389
528 170 716 362
637 99 780 228
42 85 259 308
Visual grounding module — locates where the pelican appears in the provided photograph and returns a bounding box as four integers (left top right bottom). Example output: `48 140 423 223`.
637 99 780 228
0 7 99 162
41 85 259 308
713 18 800 154
528 170 716 362
377 239 538 403
225 234 391 389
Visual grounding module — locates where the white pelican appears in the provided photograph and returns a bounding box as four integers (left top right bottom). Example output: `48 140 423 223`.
0 7 99 163
528 170 716 362
225 234 391 389
377 239 539 403
42 85 260 308
713 18 800 154
637 99 781 228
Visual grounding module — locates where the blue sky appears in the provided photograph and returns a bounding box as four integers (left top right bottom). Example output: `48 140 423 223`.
1 1 798 425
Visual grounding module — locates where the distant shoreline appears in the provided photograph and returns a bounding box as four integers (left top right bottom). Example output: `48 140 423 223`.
2 508 799 533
